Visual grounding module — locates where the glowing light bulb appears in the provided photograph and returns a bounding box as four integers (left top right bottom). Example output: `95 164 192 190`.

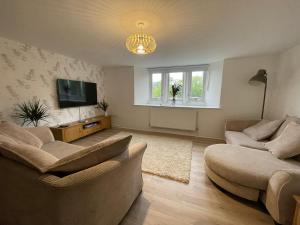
136 44 145 54
137 44 144 50
137 49 145 54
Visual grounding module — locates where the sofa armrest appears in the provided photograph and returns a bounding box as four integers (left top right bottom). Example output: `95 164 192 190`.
26 126 55 145
265 169 300 225
225 120 259 132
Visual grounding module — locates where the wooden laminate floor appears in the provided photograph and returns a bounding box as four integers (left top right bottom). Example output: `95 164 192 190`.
73 129 275 225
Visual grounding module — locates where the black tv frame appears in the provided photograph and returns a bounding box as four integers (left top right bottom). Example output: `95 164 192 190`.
56 79 97 109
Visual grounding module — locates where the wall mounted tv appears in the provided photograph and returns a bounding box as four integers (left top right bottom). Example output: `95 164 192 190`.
57 79 97 108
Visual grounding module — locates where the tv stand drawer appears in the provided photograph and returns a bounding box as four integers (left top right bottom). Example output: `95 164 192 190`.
64 125 83 142
50 116 111 142
82 124 102 136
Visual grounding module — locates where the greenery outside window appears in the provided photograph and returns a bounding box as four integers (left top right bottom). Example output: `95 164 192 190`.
168 72 184 99
151 73 162 100
149 65 208 105
188 71 205 102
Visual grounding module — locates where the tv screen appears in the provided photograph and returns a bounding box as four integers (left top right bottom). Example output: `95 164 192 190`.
57 79 97 108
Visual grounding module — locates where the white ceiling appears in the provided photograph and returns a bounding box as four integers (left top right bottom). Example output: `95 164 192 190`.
0 0 300 67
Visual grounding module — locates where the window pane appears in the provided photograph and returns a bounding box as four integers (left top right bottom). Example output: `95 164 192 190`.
191 71 204 98
169 72 183 99
151 73 162 98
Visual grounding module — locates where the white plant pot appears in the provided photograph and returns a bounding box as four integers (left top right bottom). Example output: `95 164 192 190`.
104 111 108 116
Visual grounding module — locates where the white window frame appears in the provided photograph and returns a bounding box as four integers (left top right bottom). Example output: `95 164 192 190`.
148 65 208 106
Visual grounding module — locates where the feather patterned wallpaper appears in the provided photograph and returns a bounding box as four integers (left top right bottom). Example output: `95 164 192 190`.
0 36 105 126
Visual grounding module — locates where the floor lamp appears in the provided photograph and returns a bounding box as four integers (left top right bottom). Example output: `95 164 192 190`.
248 69 268 119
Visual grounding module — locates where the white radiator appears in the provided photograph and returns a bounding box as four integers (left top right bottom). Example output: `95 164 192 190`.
150 107 197 131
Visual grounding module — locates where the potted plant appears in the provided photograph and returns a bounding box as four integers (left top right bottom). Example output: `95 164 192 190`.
97 99 109 116
170 83 182 104
14 99 49 127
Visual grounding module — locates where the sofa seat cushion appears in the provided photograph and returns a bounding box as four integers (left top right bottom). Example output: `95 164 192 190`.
225 131 267 150
205 163 260 201
42 141 84 159
204 144 300 190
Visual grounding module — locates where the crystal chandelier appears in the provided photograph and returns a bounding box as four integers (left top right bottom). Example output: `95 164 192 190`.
126 22 156 55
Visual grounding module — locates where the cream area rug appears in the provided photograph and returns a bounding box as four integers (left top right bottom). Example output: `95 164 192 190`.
115 131 193 183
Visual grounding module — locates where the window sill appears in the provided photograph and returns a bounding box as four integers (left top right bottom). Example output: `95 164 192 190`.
133 103 221 109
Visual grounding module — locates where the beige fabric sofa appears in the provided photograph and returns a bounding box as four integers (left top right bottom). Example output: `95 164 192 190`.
204 119 300 225
0 126 146 225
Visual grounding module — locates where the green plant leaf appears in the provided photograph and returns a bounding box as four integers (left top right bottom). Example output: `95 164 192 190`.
13 99 49 127
97 99 109 112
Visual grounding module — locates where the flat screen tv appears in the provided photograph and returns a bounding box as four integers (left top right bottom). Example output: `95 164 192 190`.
57 79 97 108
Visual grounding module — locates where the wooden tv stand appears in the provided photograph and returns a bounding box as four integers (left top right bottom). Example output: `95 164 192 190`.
50 115 111 142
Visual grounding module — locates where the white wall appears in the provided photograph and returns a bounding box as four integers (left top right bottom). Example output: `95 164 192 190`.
104 66 150 130
134 67 149 105
104 54 278 140
267 44 300 119
196 55 277 138
221 55 277 119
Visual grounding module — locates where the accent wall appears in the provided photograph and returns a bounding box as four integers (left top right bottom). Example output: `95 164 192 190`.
0 37 104 126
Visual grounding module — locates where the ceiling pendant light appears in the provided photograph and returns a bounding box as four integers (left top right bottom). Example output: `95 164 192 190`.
126 22 156 55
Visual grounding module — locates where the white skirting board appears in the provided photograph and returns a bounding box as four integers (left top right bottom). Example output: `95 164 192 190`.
149 107 197 131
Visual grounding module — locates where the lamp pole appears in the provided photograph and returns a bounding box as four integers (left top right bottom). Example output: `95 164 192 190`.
248 69 268 120
261 81 267 119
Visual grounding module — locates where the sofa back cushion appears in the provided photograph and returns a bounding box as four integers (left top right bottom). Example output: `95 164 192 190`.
0 137 58 172
243 119 283 141
0 121 43 148
271 115 300 140
48 135 132 173
0 133 18 145
26 126 55 145
265 122 300 159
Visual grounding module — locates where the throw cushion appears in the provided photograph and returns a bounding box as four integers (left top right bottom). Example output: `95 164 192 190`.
265 122 300 159
225 131 267 150
243 119 283 141
271 115 300 140
0 121 43 148
0 139 58 172
48 135 132 173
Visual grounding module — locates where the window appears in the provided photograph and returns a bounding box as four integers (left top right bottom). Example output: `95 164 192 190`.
190 71 204 100
149 65 207 105
151 73 162 99
168 72 183 99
